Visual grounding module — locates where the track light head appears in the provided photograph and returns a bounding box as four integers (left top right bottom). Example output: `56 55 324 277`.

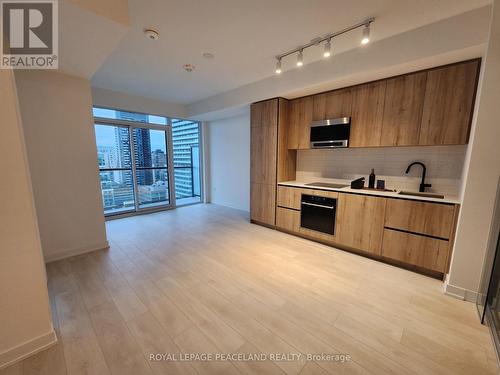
361 24 370 45
275 59 282 74
296 50 303 67
323 39 332 58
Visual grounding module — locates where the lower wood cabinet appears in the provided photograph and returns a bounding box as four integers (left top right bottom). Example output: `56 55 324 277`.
385 199 456 239
273 185 459 276
276 207 299 232
276 186 302 210
250 183 276 226
336 193 386 255
381 228 450 272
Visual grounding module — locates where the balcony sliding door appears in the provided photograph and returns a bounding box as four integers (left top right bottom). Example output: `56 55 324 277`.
132 128 170 209
95 124 136 215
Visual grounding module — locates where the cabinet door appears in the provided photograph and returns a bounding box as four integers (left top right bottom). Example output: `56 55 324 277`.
276 186 301 210
312 88 352 121
276 207 300 232
250 101 277 185
250 99 278 226
250 183 276 225
350 81 386 147
380 72 427 146
381 229 449 272
336 194 386 254
288 97 313 150
419 60 479 145
385 199 456 239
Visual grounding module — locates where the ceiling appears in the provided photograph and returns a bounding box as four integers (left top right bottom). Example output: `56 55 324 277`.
90 0 491 105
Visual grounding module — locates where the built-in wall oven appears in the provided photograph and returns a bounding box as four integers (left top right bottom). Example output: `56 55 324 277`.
300 194 337 235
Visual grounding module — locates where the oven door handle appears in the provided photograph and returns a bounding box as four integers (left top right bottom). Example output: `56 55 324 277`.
301 202 335 210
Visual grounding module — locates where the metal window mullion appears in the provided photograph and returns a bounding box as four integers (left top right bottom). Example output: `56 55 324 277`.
166 120 176 207
198 122 204 201
129 126 140 212
94 117 167 131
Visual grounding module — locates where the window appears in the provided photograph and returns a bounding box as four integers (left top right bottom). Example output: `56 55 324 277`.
94 107 202 216
95 124 135 215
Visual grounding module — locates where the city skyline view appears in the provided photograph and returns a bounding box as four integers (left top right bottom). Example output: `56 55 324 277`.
94 108 201 215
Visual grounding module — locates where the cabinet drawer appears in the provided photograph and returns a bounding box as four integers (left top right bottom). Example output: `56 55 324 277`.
276 207 300 232
277 186 301 210
381 229 450 272
385 199 456 239
277 186 339 210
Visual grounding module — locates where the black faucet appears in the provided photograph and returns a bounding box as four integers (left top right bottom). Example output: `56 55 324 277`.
405 162 432 192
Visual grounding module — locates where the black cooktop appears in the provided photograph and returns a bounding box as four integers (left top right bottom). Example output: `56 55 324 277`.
304 182 349 189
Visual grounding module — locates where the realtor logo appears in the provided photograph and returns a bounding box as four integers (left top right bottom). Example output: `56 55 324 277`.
1 0 58 69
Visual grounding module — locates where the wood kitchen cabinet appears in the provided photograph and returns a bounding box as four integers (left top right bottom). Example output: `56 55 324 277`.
381 229 449 272
336 193 386 254
250 99 278 225
350 80 387 147
287 97 313 150
380 71 427 146
312 88 352 121
251 99 295 226
276 207 300 232
419 59 480 145
382 199 458 274
384 199 456 239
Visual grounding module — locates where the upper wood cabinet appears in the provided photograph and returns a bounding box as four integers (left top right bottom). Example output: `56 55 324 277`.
312 88 352 121
336 193 386 254
419 60 479 145
350 80 387 147
283 60 479 149
380 71 427 146
287 97 313 150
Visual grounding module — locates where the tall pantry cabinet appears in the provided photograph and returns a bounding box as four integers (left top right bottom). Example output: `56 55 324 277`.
250 98 295 226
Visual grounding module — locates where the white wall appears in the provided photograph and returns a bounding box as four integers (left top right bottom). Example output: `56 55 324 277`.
0 66 55 368
207 111 250 211
15 71 108 262
92 86 187 119
296 146 466 196
447 0 500 300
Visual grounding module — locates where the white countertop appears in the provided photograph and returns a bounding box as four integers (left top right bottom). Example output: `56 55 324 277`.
278 179 461 205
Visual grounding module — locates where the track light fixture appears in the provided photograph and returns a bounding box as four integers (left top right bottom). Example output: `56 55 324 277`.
361 24 370 45
296 50 303 67
323 39 332 58
274 17 374 74
275 59 282 74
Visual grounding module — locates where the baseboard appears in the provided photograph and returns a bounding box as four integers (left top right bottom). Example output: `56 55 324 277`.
0 329 57 370
443 274 479 302
44 241 109 263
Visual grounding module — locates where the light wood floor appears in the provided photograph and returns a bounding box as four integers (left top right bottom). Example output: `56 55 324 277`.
2 204 498 375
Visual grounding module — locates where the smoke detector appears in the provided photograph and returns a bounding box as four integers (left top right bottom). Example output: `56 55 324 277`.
183 64 195 72
202 52 215 59
144 28 159 40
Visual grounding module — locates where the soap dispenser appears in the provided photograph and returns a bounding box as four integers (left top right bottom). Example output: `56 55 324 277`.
368 169 376 189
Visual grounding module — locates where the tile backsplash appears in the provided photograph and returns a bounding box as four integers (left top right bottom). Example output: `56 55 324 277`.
296 145 467 196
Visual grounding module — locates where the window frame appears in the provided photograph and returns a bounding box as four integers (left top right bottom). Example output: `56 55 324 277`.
93 108 203 219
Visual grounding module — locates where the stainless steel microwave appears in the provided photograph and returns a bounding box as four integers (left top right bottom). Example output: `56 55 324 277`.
310 117 350 149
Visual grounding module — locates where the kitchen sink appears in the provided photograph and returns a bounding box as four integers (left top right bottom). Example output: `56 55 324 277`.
398 191 445 199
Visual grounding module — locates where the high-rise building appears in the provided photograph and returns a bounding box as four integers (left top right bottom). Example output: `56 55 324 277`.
171 119 200 199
